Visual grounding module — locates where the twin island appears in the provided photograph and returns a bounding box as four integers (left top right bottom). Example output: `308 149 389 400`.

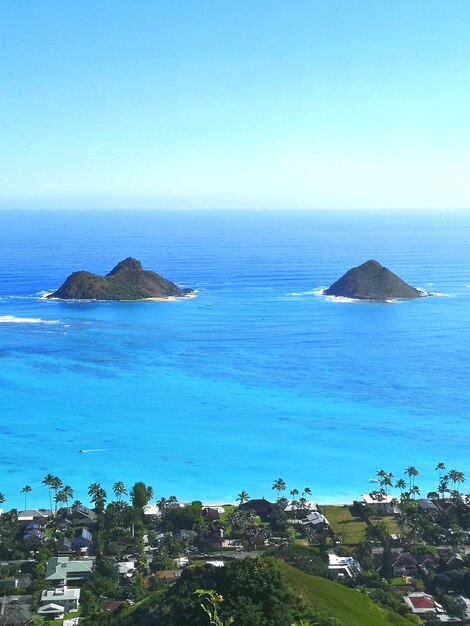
47 257 427 302
47 257 193 301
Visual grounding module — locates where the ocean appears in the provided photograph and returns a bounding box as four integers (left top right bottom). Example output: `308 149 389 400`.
0 209 469 509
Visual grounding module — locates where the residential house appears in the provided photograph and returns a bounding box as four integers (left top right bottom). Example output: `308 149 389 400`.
416 499 440 520
392 552 419 578
362 492 395 513
72 528 93 552
403 593 461 621
17 509 52 527
23 523 45 549
37 603 65 620
155 569 181 582
45 557 94 585
239 498 276 522
301 510 329 532
40 586 80 612
117 561 136 581
202 507 221 523
328 554 361 579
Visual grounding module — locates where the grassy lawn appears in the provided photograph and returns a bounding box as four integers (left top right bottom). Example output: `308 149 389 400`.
380 515 400 535
321 505 367 545
219 504 235 524
279 560 412 626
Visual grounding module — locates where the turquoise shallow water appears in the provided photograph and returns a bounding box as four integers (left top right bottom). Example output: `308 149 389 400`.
0 210 469 508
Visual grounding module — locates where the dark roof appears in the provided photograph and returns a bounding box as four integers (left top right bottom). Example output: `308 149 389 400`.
239 498 275 516
102 600 126 613
416 499 438 511
393 553 418 567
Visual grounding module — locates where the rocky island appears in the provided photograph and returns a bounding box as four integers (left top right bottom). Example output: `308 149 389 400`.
47 257 193 300
324 259 426 300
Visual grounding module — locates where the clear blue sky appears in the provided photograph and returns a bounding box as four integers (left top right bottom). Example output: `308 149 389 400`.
1 1 470 210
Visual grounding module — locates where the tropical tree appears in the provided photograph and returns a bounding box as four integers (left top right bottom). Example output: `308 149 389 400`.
130 481 150 509
272 478 286 501
88 482 107 511
448 469 465 494
436 462 446 482
439 475 449 499
0 493 5 506
55 490 68 509
168 495 178 506
61 485 74 507
236 491 250 505
21 485 32 509
410 485 421 500
50 476 63 511
405 466 419 491
112 481 127 502
395 478 406 495
157 496 168 514
303 486 312 498
42 474 55 513
146 485 154 502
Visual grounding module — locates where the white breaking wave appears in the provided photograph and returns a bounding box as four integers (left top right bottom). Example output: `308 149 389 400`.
324 295 360 303
288 288 326 297
0 315 59 324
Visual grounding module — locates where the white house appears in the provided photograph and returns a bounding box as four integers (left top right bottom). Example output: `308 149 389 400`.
40 586 80 612
362 492 395 513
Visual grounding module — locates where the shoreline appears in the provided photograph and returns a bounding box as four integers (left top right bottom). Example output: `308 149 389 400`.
40 291 198 302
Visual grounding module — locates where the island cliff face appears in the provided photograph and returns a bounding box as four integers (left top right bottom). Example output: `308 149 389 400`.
48 257 193 300
324 260 425 300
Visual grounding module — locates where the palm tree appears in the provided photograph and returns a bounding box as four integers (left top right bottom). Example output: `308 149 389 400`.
236 491 250 505
0 493 5 506
395 478 406 495
55 490 68 509
272 478 286 502
405 466 418 491
448 469 465 495
168 495 178 506
303 487 312 498
112 481 127 502
382 474 393 496
227 511 239 535
42 474 55 513
61 485 74 507
157 496 168 513
50 476 63 511
376 469 387 481
88 482 107 510
146 485 154 502
439 475 449 499
410 485 420 500
21 485 32 509
436 462 446 482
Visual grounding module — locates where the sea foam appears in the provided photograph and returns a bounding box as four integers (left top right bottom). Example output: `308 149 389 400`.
0 315 59 324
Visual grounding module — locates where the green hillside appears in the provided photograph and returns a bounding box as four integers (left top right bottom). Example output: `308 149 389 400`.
278 561 414 626
109 557 414 626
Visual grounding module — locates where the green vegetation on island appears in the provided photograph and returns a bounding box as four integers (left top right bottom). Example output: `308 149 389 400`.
324 260 426 300
47 257 193 300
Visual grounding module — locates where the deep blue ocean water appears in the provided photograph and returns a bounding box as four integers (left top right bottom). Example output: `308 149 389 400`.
0 209 469 509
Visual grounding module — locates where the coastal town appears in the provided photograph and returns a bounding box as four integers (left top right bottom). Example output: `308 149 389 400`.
1 466 470 625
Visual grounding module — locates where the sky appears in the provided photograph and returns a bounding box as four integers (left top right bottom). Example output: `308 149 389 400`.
1 1 470 211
